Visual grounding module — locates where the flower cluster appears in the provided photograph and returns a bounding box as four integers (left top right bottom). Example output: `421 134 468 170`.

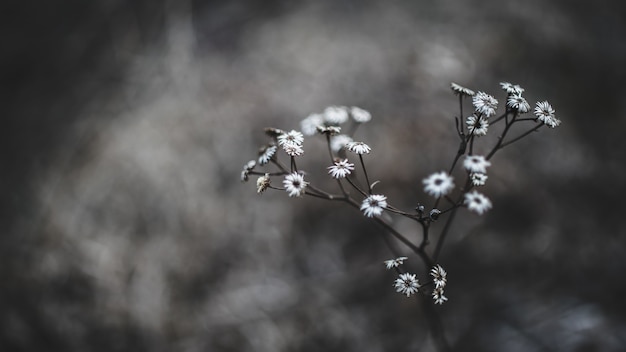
242 81 560 306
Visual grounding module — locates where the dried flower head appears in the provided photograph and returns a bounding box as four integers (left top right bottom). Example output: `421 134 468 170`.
361 194 388 217
464 190 492 215
327 159 355 179
300 113 324 136
506 94 530 113
423 171 455 198
472 91 498 117
430 264 447 289
283 172 308 197
450 82 475 96
350 106 372 123
500 82 525 95
264 127 285 138
324 105 349 125
466 114 489 136
432 286 448 305
317 125 342 136
258 145 277 165
394 273 420 297
470 172 488 186
277 130 304 147
240 160 257 182
463 155 491 174
346 141 372 155
534 101 561 128
384 256 408 269
282 143 304 157
256 173 271 194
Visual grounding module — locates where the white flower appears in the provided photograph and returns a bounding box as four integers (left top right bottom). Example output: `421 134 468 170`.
240 160 256 182
384 256 408 269
361 194 387 217
466 114 489 136
450 82 475 96
283 172 308 197
258 145 277 165
463 155 491 174
506 95 530 113
350 106 372 123
324 106 349 125
534 101 561 128
277 130 304 147
423 171 455 198
316 125 341 135
432 286 448 305
327 159 355 179
500 82 525 95
394 273 420 297
282 143 304 157
430 264 447 289
346 141 371 155
330 134 353 152
472 91 498 117
300 113 324 136
470 172 488 186
256 173 271 194
464 190 492 215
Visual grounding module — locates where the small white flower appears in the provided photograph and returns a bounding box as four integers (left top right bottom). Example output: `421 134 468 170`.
463 155 491 174
430 264 447 289
346 141 371 155
330 134 353 153
432 286 448 305
384 256 408 269
394 273 420 297
466 114 489 136
327 159 355 179
282 143 304 157
472 91 498 117
361 194 387 217
500 82 525 95
240 160 257 182
256 173 271 194
350 106 372 123
300 113 324 136
423 171 455 198
534 101 560 128
316 125 341 135
258 145 277 165
450 82 475 96
464 190 492 215
470 172 488 186
277 130 304 147
283 172 308 197
506 95 530 113
324 106 349 125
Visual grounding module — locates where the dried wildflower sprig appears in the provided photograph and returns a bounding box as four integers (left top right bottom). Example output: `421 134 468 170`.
243 83 560 307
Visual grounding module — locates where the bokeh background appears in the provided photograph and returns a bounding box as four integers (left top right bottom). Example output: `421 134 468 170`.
3 0 626 351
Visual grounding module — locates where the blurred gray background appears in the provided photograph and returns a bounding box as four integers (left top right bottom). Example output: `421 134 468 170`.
2 0 626 351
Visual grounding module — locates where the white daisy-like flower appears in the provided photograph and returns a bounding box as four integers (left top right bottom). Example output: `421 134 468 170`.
330 134 353 153
432 286 448 305
430 264 447 289
394 273 420 297
464 190 492 215
282 143 304 157
324 105 349 125
346 141 371 155
360 194 387 217
300 113 324 136
466 114 489 136
327 159 355 179
258 145 277 165
534 101 560 128
500 82 525 95
472 91 498 117
256 173 271 194
283 172 308 197
240 160 257 182
350 106 372 123
384 256 408 269
423 171 455 198
450 82 475 96
506 95 530 113
277 130 304 147
463 155 491 174
470 172 488 186
316 125 341 135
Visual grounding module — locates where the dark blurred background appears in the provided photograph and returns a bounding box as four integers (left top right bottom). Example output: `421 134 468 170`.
2 0 626 351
